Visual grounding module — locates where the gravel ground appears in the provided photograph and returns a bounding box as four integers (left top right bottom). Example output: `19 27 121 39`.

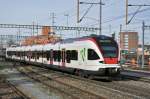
0 61 73 99
19 66 102 99
1 60 150 99
29 66 144 99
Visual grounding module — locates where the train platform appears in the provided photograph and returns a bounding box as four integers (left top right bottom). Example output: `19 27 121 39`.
121 66 150 80
0 62 62 99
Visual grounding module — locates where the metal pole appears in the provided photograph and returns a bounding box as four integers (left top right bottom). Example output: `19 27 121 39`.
99 0 102 35
33 21 34 36
142 21 145 68
120 24 122 49
126 0 128 25
109 25 111 33
77 0 80 23
120 24 122 65
37 23 38 36
64 14 69 26
0 35 2 48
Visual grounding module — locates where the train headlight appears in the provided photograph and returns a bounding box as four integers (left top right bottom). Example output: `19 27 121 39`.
99 61 104 64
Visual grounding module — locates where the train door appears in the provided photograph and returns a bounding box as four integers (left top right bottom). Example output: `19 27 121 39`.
35 51 37 62
61 49 66 67
42 50 44 64
28 51 31 62
50 49 53 65
20 52 21 61
79 48 86 67
23 51 25 61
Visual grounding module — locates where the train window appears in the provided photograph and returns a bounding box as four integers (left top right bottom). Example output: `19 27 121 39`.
36 51 40 59
44 51 47 58
17 52 19 57
88 49 100 60
101 46 117 58
31 52 33 59
39 52 42 59
7 51 10 56
53 50 61 62
28 51 32 58
53 51 57 61
32 52 36 59
19 52 20 57
27 51 30 58
34 52 36 59
24 51 27 57
46 51 50 61
20 52 22 57
66 50 71 63
57 50 61 62
71 50 78 60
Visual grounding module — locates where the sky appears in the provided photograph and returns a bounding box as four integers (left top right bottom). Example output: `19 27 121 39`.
0 0 150 43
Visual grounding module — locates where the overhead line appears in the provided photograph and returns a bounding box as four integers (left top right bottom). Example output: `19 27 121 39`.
88 7 150 27
0 24 99 32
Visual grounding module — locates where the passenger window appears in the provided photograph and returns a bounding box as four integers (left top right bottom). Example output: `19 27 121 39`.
46 51 50 60
66 50 71 63
71 50 78 60
88 49 100 60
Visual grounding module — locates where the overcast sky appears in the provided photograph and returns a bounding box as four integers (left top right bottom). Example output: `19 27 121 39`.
0 0 150 43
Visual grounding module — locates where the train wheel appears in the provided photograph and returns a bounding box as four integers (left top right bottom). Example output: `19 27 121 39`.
88 75 94 80
75 69 89 78
74 69 79 76
75 69 83 76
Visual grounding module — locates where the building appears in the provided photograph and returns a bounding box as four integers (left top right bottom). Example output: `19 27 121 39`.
21 26 61 46
42 26 55 35
120 32 138 52
138 44 150 55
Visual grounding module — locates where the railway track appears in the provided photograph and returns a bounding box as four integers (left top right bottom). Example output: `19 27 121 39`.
15 65 148 99
120 71 150 83
31 65 150 98
0 78 30 99
67 71 150 98
16 66 105 99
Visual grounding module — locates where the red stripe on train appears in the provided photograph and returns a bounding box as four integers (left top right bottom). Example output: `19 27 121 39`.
104 58 118 64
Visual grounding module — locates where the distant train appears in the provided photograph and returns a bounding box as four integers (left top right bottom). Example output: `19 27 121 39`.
6 35 120 77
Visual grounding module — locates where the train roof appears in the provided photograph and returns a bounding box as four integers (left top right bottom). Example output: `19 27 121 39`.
6 35 113 51
30 45 43 51
60 35 112 44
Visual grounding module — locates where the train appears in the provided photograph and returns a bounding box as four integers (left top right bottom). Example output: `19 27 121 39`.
6 35 121 77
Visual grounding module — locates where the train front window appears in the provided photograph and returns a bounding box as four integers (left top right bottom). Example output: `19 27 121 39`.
98 38 118 58
88 49 100 60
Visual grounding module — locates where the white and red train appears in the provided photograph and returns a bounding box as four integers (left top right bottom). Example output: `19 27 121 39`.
6 35 120 77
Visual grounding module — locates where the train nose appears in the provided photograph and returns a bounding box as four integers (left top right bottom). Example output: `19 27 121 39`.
107 68 120 76
98 68 120 76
